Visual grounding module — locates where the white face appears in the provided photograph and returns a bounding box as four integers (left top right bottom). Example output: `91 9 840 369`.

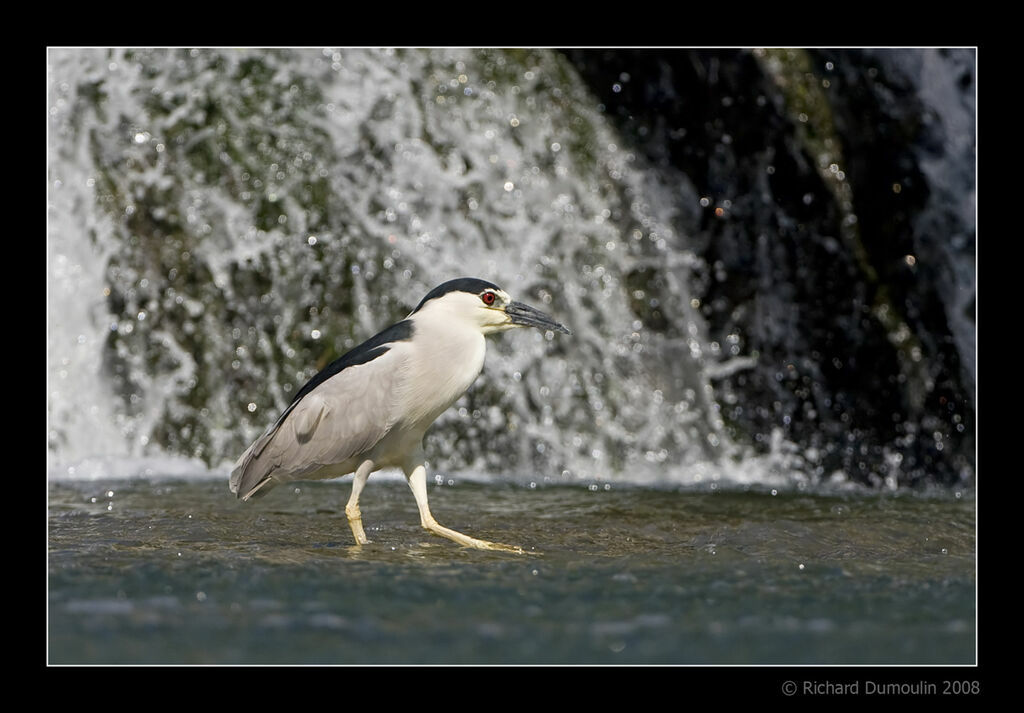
470 287 517 334
416 286 570 336
414 287 513 332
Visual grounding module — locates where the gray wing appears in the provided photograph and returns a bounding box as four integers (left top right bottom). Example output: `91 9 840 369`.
230 343 410 499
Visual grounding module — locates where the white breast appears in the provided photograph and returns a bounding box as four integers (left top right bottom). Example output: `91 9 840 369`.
395 312 487 430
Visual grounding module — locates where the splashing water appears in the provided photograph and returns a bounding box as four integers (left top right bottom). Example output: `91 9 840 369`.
46 48 974 491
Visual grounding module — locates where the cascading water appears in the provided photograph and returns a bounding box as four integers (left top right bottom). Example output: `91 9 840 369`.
46 47 975 490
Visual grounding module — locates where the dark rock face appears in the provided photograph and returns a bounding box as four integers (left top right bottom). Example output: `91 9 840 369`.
563 48 975 485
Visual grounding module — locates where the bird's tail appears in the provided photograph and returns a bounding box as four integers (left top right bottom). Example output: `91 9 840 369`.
230 424 281 500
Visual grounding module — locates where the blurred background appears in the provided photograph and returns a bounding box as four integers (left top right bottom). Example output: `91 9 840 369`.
46 47 976 491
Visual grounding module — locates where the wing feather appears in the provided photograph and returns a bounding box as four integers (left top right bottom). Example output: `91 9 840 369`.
231 340 411 499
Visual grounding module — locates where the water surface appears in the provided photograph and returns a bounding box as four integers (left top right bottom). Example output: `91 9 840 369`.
48 477 975 665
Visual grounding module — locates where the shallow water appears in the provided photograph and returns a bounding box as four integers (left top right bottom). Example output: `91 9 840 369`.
48 477 975 665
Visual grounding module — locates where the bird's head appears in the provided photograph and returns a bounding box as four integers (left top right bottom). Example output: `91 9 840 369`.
411 277 572 336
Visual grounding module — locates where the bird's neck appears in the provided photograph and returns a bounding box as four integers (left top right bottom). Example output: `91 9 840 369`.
399 315 487 426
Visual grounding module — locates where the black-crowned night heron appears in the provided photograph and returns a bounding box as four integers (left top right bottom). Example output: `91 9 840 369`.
230 277 570 552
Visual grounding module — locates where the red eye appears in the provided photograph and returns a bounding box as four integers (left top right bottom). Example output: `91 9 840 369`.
481 291 496 305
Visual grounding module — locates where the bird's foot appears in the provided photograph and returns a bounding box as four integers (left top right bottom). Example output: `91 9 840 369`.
423 519 536 554
346 512 371 545
475 540 540 556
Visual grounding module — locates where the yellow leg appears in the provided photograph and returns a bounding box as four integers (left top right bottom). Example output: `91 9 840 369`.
404 458 526 554
345 459 374 545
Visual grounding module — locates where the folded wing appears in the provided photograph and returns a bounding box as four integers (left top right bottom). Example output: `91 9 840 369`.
230 336 411 500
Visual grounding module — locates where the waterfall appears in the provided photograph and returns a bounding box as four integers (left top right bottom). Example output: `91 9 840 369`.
46 47 975 489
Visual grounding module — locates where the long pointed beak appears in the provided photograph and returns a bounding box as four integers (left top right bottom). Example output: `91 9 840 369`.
505 301 571 335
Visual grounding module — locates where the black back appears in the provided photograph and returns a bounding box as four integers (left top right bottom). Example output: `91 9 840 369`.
277 318 414 424
275 277 493 423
